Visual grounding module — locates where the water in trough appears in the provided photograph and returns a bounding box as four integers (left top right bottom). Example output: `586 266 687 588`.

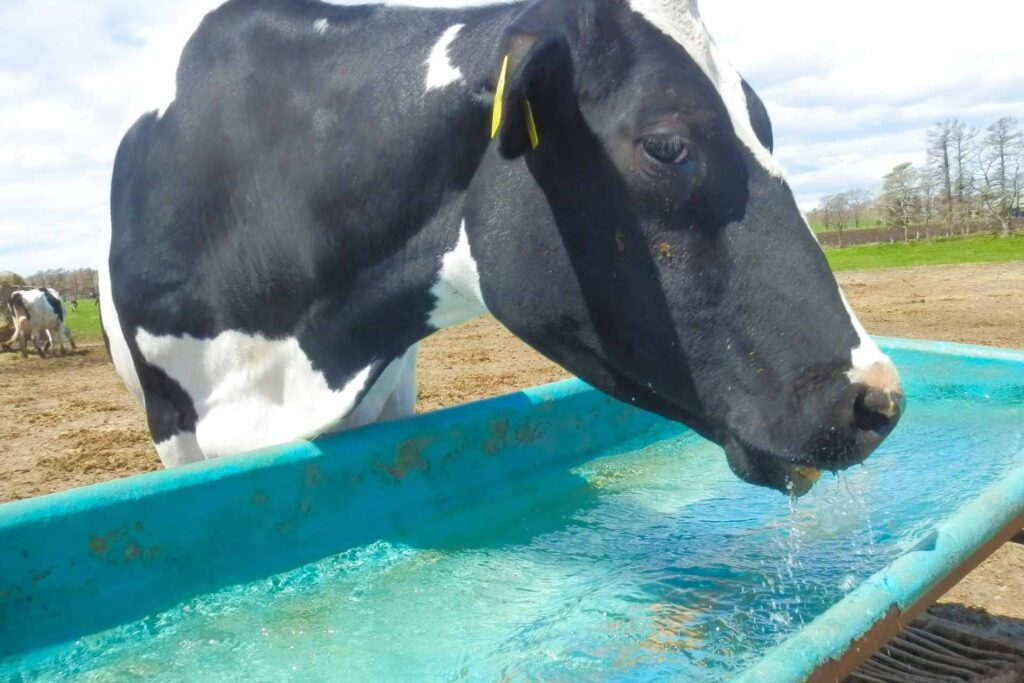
7 346 1024 681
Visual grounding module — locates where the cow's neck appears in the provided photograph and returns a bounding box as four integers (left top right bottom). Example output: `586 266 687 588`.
322 10 520 351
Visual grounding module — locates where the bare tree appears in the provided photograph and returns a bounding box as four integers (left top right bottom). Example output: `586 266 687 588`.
916 169 938 238
815 193 854 245
829 192 852 245
880 162 919 241
974 116 1022 237
809 115 1020 246
927 120 955 235
847 190 875 229
25 268 99 298
1006 124 1024 220
950 120 979 233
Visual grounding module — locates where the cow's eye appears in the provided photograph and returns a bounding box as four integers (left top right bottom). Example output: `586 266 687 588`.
641 134 690 164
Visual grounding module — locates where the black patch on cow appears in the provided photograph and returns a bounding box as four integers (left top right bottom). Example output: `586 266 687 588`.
139 364 199 443
40 289 64 323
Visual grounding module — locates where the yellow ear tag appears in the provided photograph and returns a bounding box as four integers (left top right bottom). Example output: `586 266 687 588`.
491 54 509 138
523 99 540 149
490 54 541 150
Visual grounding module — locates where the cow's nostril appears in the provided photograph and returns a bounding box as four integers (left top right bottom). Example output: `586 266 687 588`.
854 386 903 436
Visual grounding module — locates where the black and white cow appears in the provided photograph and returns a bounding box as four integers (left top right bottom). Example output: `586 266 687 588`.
7 288 76 357
103 0 903 494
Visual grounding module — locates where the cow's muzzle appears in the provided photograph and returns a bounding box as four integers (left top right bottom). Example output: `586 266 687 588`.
723 359 904 496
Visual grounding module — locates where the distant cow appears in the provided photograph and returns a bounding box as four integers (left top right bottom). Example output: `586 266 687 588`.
7 289 77 357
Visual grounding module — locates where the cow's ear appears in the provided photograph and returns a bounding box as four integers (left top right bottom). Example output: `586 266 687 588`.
491 32 575 159
741 80 774 153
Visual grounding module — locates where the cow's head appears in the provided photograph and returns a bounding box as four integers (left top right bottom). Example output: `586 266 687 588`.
463 0 902 495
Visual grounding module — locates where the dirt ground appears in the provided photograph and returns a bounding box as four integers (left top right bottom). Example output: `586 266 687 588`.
1 261 1022 622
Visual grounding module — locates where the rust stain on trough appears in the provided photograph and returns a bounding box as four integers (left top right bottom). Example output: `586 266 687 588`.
515 424 541 445
88 536 108 557
379 435 437 482
483 419 509 455
303 464 322 488
124 541 142 561
86 526 159 564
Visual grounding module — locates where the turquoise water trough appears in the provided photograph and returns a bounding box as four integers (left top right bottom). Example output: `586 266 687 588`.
2 337 1023 681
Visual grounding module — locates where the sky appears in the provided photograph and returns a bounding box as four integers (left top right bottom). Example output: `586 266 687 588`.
1 0 1022 273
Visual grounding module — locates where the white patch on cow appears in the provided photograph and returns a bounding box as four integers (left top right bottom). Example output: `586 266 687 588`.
120 0 226 135
99 224 144 405
338 345 419 429
428 220 487 329
837 288 897 385
378 348 418 421
313 18 329 34
424 24 465 91
628 0 783 178
154 431 205 468
134 328 372 459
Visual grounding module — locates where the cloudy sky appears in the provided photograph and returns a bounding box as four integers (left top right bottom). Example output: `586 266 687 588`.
1 0 1022 273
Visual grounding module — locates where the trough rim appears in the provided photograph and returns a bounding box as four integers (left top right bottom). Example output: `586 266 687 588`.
872 335 1024 363
0 376 598 525
3 336 1019 527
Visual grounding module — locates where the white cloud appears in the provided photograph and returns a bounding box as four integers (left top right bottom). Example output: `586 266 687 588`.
1 0 1021 273
0 70 37 98
702 0 1024 210
0 99 96 133
0 0 180 274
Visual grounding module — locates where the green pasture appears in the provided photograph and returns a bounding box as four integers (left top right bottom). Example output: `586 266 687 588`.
825 233 1024 272
64 300 102 341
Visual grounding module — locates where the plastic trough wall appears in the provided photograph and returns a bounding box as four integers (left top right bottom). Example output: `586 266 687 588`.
1 337 1023 682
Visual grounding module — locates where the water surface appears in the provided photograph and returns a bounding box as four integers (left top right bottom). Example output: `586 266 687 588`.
7 347 1024 681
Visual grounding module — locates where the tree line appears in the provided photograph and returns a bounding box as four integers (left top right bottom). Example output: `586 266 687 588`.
808 116 1022 244
24 268 99 301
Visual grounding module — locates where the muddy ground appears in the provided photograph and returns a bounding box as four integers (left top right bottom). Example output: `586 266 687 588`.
1 261 1022 621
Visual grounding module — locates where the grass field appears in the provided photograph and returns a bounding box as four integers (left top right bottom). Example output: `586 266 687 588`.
825 233 1024 272
65 300 102 341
